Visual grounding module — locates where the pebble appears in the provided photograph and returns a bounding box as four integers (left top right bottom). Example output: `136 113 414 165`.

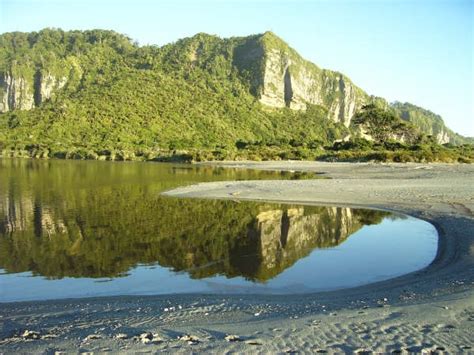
180 334 200 345
21 330 41 339
224 334 241 342
245 340 262 346
138 332 163 344
139 332 153 344
84 334 103 341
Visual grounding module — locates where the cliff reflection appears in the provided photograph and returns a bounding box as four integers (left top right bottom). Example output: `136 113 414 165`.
0 159 389 282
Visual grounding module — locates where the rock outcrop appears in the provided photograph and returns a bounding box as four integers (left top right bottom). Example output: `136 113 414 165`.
0 71 68 113
254 32 368 126
436 130 450 145
242 32 462 141
35 72 68 106
0 73 35 112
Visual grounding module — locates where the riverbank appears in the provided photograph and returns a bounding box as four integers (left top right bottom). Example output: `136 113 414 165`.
1 162 473 353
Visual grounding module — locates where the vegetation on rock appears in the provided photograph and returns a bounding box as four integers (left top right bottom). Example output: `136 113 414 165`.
0 29 471 163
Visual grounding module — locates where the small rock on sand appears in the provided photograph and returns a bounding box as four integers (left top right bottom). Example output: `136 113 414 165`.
224 334 241 342
84 334 103 341
245 339 262 346
21 330 41 339
180 334 200 345
138 332 162 344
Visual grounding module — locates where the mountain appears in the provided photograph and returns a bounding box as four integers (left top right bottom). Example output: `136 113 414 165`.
0 29 470 161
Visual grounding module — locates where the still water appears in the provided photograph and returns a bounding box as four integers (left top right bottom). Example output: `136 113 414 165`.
0 159 437 302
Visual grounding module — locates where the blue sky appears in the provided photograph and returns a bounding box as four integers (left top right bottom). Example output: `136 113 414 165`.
1 0 473 136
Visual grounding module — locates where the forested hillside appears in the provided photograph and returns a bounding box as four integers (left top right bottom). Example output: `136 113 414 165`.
0 29 472 162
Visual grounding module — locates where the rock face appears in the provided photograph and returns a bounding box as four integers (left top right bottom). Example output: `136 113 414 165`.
436 130 450 145
0 73 35 112
245 32 461 141
35 72 68 106
0 71 67 113
255 33 368 126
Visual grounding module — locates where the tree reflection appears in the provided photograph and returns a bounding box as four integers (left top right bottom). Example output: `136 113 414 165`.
0 159 389 281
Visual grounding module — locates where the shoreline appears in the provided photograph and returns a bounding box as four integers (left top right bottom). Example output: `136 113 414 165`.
1 161 473 353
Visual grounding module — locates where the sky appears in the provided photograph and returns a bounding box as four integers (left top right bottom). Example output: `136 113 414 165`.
1 0 473 136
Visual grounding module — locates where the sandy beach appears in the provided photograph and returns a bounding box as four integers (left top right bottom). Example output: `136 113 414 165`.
1 161 473 353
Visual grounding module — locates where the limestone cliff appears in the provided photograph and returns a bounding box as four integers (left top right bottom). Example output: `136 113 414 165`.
235 32 462 141
35 72 68 106
0 71 68 112
0 73 35 112
249 32 369 126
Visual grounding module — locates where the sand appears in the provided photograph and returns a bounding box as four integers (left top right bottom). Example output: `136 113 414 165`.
1 161 473 353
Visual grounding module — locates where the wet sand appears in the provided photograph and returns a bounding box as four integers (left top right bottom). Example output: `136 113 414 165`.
1 162 473 353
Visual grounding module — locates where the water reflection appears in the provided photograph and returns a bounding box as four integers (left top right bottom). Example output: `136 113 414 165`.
0 158 388 282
